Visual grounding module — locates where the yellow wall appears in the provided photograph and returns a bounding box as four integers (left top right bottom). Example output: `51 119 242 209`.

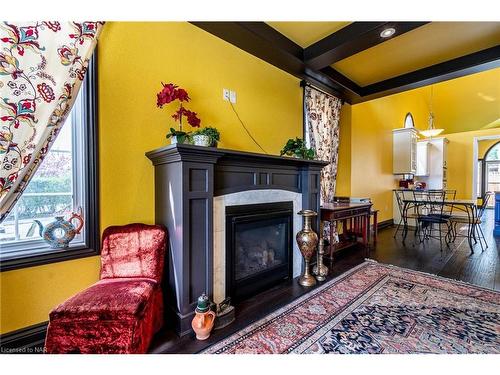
445 128 500 200
0 22 303 334
98 22 302 230
336 103 352 196
0 258 100 333
349 91 429 222
348 68 500 222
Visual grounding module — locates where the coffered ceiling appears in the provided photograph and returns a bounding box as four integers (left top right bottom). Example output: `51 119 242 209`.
331 22 500 86
191 21 500 104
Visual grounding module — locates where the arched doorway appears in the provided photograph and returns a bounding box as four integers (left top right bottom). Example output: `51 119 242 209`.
481 141 500 207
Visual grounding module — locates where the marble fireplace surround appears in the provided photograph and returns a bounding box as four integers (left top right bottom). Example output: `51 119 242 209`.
213 189 303 303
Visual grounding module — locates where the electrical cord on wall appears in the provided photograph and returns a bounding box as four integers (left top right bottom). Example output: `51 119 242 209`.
229 101 268 154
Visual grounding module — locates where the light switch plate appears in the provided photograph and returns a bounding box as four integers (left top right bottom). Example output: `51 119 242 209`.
229 90 237 103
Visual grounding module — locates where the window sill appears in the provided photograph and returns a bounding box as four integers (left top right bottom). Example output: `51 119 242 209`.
0 244 99 272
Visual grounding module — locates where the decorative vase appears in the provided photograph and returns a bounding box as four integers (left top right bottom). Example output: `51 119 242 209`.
34 211 84 249
170 135 189 145
296 210 318 287
193 134 211 147
191 293 216 340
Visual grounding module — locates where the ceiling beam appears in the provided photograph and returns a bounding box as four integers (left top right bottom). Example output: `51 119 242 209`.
321 66 363 94
191 21 361 103
191 21 498 105
303 22 429 70
359 45 500 102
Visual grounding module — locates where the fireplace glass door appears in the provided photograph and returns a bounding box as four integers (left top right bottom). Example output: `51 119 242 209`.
226 202 293 302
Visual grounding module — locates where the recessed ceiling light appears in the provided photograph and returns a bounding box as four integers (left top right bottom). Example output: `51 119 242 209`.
380 28 396 38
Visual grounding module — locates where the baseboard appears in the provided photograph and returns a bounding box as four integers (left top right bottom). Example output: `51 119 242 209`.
0 321 48 354
378 219 394 230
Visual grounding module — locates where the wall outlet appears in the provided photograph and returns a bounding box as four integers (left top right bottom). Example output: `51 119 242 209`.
223 88 237 103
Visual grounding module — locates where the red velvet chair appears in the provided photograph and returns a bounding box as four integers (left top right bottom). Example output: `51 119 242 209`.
45 223 167 354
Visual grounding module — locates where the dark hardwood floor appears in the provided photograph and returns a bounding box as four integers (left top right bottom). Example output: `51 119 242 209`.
149 210 500 353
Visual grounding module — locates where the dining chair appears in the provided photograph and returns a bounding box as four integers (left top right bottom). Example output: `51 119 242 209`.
427 190 446 216
442 190 456 218
449 191 493 251
414 190 451 250
393 190 418 238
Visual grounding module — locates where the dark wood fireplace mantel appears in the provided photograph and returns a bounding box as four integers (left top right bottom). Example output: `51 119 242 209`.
146 143 327 336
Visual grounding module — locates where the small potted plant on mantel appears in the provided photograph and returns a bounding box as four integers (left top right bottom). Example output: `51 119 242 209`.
156 82 201 144
280 137 316 160
192 127 221 147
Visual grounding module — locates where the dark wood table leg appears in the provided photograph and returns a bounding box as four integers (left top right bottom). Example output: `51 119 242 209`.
362 213 368 246
367 213 371 244
364 213 370 255
373 210 378 243
329 219 335 259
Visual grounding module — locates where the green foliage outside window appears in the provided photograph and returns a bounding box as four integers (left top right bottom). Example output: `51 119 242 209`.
14 177 72 221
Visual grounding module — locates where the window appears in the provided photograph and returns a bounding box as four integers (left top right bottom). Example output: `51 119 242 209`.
479 141 500 208
485 143 500 161
0 54 99 271
484 142 500 208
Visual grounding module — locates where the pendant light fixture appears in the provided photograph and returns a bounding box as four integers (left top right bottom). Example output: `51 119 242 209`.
420 85 444 138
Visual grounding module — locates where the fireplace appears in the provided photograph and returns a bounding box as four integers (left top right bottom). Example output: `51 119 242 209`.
225 202 293 302
147 143 326 335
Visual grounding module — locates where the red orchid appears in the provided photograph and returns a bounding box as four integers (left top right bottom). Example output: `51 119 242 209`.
171 107 186 122
176 88 190 102
157 82 201 136
157 83 178 107
185 109 201 127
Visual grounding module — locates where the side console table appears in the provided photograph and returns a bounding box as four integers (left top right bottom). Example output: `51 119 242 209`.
320 202 373 258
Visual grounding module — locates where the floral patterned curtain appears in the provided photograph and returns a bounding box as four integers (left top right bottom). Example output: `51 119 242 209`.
0 22 104 223
304 85 342 204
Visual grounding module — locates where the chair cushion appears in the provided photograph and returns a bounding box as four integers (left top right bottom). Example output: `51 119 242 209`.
418 215 448 224
49 278 158 322
100 224 166 283
428 213 452 219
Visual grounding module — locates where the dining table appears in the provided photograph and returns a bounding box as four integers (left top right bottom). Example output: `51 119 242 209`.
401 198 478 253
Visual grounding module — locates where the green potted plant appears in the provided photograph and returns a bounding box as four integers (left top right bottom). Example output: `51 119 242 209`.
280 137 316 160
192 127 220 147
166 127 191 144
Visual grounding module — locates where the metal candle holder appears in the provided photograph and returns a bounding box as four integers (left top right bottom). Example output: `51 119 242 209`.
313 237 328 282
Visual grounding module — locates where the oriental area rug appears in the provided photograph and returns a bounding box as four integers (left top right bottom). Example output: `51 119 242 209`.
203 260 500 354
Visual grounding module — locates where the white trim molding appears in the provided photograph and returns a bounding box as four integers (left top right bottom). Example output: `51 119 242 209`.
472 135 500 200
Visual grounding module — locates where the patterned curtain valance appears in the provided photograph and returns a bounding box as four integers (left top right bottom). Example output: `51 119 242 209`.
0 21 104 223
